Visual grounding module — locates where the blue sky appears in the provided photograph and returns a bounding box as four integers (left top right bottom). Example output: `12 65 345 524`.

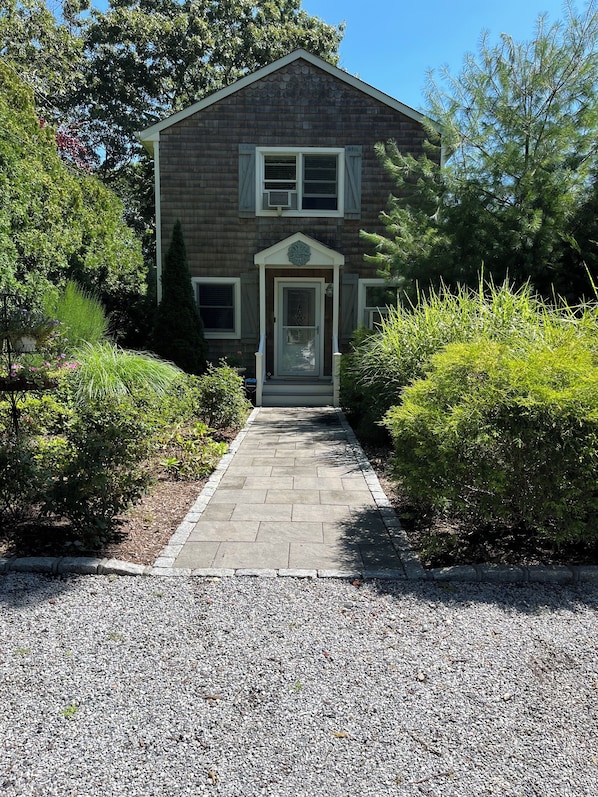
302 0 574 111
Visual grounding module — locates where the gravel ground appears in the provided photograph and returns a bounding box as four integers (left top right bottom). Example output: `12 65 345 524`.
1 574 597 797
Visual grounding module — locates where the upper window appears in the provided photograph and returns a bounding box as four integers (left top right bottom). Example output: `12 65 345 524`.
257 148 344 217
193 277 241 339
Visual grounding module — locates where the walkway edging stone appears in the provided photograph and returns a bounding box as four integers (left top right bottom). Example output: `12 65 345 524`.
2 556 598 584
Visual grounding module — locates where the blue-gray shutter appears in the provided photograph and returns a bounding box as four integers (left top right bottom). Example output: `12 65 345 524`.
241 270 259 340
239 144 256 217
344 145 362 219
340 272 359 344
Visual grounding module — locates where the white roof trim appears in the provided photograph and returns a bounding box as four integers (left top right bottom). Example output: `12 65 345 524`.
136 49 427 152
254 232 345 268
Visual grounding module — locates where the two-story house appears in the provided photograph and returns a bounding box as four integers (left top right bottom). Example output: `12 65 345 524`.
137 49 433 406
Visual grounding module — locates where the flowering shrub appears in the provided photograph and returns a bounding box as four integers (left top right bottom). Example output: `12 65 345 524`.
0 355 79 390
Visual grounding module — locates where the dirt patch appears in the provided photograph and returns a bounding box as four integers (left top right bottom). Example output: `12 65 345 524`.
0 476 208 565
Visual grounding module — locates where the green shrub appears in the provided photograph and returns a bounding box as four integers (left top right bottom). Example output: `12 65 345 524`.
17 393 72 435
383 336 598 544
0 434 48 523
43 397 152 538
344 280 588 436
194 363 251 430
159 421 227 480
143 374 202 429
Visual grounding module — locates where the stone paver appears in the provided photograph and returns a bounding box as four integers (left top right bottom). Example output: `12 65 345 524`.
169 407 410 575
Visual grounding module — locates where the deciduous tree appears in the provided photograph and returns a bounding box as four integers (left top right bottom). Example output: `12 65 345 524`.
0 62 144 307
76 0 343 175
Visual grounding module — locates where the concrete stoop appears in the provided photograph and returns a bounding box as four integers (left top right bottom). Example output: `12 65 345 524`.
261 380 334 407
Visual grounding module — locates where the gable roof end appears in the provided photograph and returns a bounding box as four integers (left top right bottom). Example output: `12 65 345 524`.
136 50 430 154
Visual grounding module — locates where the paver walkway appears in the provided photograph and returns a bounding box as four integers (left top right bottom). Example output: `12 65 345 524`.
158 407 422 577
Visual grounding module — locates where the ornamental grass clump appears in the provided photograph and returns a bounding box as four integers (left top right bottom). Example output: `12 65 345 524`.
66 341 181 405
341 279 590 437
43 281 109 349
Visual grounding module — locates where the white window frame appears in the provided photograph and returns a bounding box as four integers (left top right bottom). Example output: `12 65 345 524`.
256 147 345 218
358 279 399 330
192 277 241 340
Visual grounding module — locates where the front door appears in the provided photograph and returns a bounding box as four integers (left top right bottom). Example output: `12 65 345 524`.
276 281 322 377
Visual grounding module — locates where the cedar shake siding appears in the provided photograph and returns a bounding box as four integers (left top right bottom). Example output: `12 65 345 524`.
139 51 435 386
158 58 428 282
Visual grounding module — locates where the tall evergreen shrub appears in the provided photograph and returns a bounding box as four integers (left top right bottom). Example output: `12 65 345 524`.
150 221 206 374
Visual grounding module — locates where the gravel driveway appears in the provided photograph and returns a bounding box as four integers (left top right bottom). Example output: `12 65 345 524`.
1 573 597 796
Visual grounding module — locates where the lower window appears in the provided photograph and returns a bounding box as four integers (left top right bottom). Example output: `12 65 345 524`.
358 280 399 329
193 278 241 339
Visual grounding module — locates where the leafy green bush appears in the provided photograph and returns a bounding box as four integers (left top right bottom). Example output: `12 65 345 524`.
194 363 251 430
43 397 152 538
383 336 598 544
0 435 48 524
16 393 72 435
343 280 587 436
159 422 227 480
141 374 202 430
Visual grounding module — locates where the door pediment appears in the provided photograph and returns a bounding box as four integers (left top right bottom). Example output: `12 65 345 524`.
254 232 345 268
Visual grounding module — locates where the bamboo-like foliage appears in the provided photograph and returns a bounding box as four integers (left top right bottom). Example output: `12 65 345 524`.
44 281 109 349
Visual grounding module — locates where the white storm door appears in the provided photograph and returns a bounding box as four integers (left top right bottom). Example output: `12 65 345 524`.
276 281 322 377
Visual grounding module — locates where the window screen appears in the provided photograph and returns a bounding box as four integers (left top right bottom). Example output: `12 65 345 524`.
264 155 297 190
196 283 235 332
302 154 338 210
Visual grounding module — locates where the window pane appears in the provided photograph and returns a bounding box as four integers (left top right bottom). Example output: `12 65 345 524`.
197 284 235 331
198 284 233 307
365 285 397 307
201 308 235 330
264 155 297 190
302 154 337 210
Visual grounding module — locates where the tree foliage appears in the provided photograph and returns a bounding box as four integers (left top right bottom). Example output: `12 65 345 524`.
0 61 144 305
74 0 343 175
0 0 86 122
363 1 598 302
0 1 342 334
149 220 206 374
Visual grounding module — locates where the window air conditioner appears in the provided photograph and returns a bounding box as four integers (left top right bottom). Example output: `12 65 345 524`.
266 190 294 209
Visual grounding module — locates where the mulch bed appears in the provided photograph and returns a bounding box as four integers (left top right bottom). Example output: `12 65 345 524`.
1 428 596 568
364 443 598 568
0 476 208 565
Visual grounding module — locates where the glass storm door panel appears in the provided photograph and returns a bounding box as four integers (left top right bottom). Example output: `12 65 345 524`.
277 283 321 376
